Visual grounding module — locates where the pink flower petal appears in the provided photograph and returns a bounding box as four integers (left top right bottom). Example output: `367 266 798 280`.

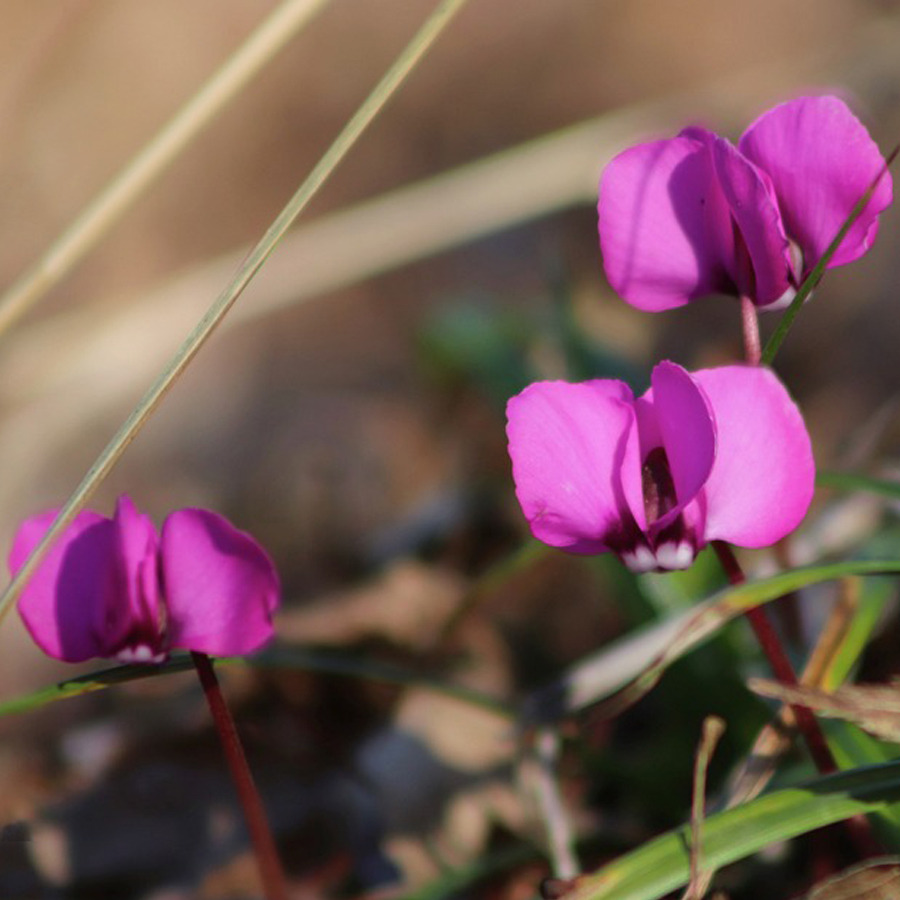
705 131 795 306
692 366 814 547
739 95 893 271
11 509 118 663
598 135 734 310
161 509 280 656
645 361 716 520
506 380 641 553
108 496 165 662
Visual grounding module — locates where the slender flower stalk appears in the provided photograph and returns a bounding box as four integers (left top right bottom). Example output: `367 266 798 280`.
714 544 887 861
740 296 761 366
8 496 288 893
193 652 289 900
711 541 835 774
733 269 833 772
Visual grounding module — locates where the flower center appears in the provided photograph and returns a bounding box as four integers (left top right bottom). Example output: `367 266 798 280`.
616 446 697 574
641 446 677 524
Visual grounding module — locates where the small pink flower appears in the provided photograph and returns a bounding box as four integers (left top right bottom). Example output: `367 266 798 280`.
506 362 814 572
9 496 280 663
598 95 892 311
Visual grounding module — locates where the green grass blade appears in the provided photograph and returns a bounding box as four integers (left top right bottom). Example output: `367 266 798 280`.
569 760 900 900
0 656 197 716
0 0 331 338
524 560 900 724
761 144 898 366
0 644 512 719
0 0 471 633
821 577 893 691
825 720 900 847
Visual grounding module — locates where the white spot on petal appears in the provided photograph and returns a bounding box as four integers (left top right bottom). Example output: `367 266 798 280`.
622 546 657 573
654 542 695 571
762 286 798 312
763 241 807 312
116 645 165 664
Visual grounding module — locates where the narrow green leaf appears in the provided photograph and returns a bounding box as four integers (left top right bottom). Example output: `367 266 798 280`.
0 657 196 716
821 576 893 691
523 560 900 725
825 720 900 847
569 760 900 900
762 144 898 366
0 645 512 719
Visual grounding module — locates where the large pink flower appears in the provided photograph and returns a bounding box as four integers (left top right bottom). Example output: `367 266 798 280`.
10 496 280 663
506 362 814 572
598 95 892 311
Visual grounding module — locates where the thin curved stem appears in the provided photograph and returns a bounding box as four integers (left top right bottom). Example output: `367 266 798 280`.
711 541 835 774
740 295 761 366
192 652 288 900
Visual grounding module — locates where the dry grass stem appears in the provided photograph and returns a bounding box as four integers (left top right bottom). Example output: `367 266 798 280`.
0 0 471 632
0 0 331 338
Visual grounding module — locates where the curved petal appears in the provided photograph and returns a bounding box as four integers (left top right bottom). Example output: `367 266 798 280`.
692 366 814 547
706 131 795 306
598 134 734 310
649 361 716 509
161 509 280 656
11 509 118 662
739 95 892 270
506 380 640 553
107 496 165 662
632 362 716 539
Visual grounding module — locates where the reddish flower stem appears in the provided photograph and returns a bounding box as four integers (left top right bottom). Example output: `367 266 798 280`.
740 295 761 366
710 541 835 774
192 652 289 900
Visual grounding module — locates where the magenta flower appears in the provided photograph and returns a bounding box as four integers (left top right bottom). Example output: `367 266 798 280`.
506 362 814 572
9 496 280 663
598 95 892 311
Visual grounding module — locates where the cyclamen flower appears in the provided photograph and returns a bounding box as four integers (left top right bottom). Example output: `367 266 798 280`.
598 95 892 311
10 496 279 663
506 362 814 572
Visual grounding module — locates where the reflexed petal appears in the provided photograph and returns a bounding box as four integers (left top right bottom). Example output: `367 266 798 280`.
506 380 640 553
598 135 734 310
11 510 118 662
645 361 716 519
706 131 795 305
107 496 163 658
692 366 814 547
739 95 892 270
161 509 280 655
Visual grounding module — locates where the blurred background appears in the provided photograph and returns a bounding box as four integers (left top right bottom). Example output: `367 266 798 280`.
1 1 900 897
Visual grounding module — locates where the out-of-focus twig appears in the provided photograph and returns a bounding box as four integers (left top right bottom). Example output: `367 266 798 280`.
682 716 726 900
522 728 579 879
